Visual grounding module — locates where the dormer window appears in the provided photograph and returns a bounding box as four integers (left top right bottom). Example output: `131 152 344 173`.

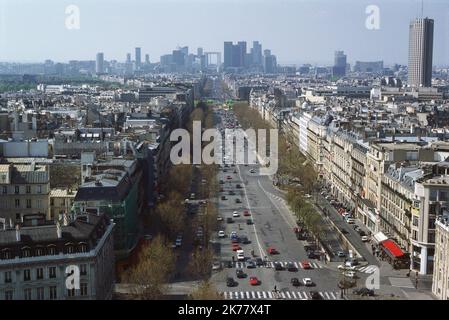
21 247 31 258
47 245 56 255
78 243 88 253
65 243 75 254
1 249 11 260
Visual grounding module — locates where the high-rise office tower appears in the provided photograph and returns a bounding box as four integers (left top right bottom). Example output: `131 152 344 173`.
135 47 141 68
333 50 347 77
197 47 203 57
408 17 434 87
237 41 247 67
224 42 233 69
252 41 263 66
95 52 104 74
126 53 131 63
145 54 150 64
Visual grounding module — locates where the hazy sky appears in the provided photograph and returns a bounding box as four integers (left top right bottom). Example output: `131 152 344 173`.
0 0 448 66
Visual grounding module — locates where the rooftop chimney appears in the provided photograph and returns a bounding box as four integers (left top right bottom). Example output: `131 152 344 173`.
15 225 21 242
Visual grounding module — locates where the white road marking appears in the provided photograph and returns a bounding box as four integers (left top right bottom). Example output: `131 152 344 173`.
262 291 267 299
251 291 256 299
246 291 250 299
267 291 273 299
285 291 291 299
291 291 297 299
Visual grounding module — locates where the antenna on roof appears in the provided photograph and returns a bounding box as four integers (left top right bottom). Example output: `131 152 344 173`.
421 0 424 18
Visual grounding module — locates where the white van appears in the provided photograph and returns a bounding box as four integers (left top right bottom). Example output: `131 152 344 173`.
236 250 245 261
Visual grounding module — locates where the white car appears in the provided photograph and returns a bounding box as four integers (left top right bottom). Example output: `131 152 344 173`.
304 194 312 198
212 262 221 270
343 271 357 278
236 250 245 261
232 211 240 217
361 236 370 242
338 264 357 271
217 216 223 221
346 218 355 224
218 231 226 238
302 278 313 286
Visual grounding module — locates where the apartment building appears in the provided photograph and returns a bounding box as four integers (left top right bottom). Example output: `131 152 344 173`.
432 215 449 300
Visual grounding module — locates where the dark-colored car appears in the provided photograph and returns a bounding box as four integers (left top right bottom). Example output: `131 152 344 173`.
229 190 235 195
226 217 234 224
255 258 264 266
224 261 233 268
221 195 227 200
235 198 242 204
246 260 256 268
291 278 300 287
287 262 297 272
236 269 246 278
273 262 283 271
358 230 366 237
246 219 253 225
353 288 375 296
226 277 237 287
240 236 250 244
341 229 349 235
307 251 316 259
236 184 242 189
310 291 322 300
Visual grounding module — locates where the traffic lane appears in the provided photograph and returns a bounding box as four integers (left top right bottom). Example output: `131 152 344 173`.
318 194 378 266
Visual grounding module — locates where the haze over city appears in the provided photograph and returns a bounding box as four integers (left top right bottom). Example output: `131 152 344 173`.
0 0 448 66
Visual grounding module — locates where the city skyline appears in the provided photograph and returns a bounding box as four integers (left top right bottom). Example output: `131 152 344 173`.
0 0 448 66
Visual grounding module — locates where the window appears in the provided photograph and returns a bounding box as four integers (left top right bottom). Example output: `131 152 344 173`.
48 246 56 255
80 283 88 296
35 248 44 257
37 185 42 194
24 269 31 281
50 198 54 206
14 199 20 208
79 244 87 253
413 216 419 227
26 199 32 209
67 288 76 297
440 191 449 202
80 264 87 276
49 286 57 300
22 248 31 258
26 186 31 194
2 250 11 260
36 287 44 300
36 268 44 280
406 151 418 161
2 186 6 194
4 271 12 283
15 213 21 221
49 267 56 279
4 290 13 300
37 200 42 209
66 245 74 254
24 288 32 300
14 186 19 194
430 190 438 202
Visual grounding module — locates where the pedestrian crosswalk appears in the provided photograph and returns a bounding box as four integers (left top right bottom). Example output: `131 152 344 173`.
355 265 378 274
231 261 323 269
222 290 340 300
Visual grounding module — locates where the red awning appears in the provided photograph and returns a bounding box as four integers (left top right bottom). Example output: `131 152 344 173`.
381 239 404 258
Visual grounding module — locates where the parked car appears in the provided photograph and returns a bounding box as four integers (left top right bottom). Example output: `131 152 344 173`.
291 278 301 287
218 231 226 238
310 291 321 300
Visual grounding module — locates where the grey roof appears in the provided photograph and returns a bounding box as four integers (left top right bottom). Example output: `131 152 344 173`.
12 171 49 184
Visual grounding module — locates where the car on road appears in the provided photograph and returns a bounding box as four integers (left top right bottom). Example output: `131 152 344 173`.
246 260 256 268
353 288 375 296
249 169 256 173
232 211 240 217
310 291 321 300
302 278 313 287
236 184 242 189
224 261 233 268
343 271 357 278
346 218 355 224
235 198 242 204
236 269 246 278
226 175 232 180
341 229 349 235
236 250 245 261
338 264 357 271
273 262 284 271
255 258 264 266
212 262 221 270
226 277 237 287
246 219 253 225
287 262 297 272
229 190 235 195
361 235 370 242
307 251 316 259
291 278 301 286
240 236 250 244
218 231 226 238
232 244 241 251
249 277 260 286
304 194 312 198
267 247 279 255
336 251 346 258
217 215 223 221
221 196 227 200
243 210 251 216
226 217 234 224
219 180 224 184
301 261 311 269
175 239 182 247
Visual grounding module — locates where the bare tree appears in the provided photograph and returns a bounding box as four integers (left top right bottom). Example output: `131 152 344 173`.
189 280 223 300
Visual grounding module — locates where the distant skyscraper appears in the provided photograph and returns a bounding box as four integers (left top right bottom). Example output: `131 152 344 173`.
224 42 233 69
145 54 150 64
197 47 203 57
126 53 131 63
135 47 141 68
179 46 189 56
95 52 104 74
252 41 262 66
333 50 347 77
408 18 434 87
237 41 247 67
